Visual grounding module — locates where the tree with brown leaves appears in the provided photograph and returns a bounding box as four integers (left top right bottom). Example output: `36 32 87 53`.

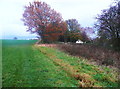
22 1 67 43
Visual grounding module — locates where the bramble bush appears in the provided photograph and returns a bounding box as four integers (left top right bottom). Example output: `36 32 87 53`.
57 43 120 69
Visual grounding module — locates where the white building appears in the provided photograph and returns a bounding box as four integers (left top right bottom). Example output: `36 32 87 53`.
76 39 83 44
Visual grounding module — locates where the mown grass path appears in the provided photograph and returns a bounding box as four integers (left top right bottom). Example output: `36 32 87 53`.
2 40 78 87
2 40 119 87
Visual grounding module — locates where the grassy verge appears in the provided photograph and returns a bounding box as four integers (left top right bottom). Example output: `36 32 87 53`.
56 44 120 68
36 45 119 87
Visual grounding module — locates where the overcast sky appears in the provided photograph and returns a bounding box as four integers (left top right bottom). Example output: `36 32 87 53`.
0 0 114 39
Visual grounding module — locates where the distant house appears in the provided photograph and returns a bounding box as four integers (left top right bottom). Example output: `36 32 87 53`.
76 39 83 44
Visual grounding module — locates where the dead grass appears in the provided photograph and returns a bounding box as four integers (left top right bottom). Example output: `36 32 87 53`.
35 45 99 87
34 44 119 87
56 44 120 69
36 44 57 47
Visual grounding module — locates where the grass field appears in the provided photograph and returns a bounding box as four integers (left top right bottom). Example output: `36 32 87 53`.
2 40 119 87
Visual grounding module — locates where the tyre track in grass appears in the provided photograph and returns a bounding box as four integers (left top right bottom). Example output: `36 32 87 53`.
36 44 119 87
35 45 98 87
3 43 78 87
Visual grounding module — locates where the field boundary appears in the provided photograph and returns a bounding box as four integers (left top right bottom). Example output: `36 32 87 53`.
35 45 117 87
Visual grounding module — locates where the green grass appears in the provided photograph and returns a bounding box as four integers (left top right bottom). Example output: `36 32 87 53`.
37 46 119 87
2 40 78 87
2 40 119 87
2 40 37 46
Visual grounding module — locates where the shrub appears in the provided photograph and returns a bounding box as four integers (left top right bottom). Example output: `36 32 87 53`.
57 44 120 68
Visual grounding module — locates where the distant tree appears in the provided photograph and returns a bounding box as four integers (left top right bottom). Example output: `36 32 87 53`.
65 19 82 42
68 32 82 42
14 37 17 40
95 1 120 50
64 19 92 43
80 27 94 42
44 21 67 42
22 1 66 43
83 27 95 39
81 31 90 42
66 19 80 32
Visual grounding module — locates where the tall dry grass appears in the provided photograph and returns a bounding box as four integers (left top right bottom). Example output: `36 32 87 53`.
56 43 120 69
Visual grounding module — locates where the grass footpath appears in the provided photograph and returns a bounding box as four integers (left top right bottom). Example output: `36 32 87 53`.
2 40 78 87
2 40 119 87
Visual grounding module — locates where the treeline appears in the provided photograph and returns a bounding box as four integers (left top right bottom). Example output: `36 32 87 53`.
94 1 120 51
22 1 93 43
22 1 120 51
